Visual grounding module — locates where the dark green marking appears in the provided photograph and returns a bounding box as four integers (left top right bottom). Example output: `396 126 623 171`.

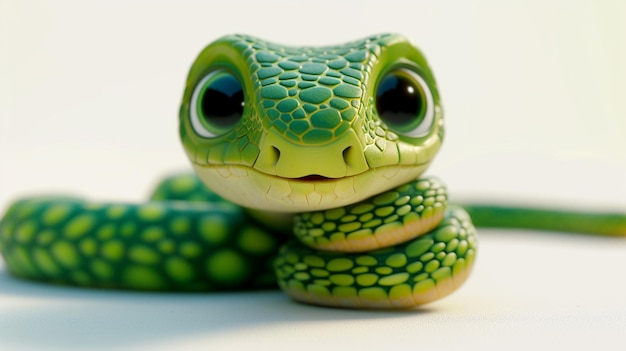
300 87 332 104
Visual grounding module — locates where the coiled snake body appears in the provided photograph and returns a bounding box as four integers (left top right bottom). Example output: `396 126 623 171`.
0 35 623 309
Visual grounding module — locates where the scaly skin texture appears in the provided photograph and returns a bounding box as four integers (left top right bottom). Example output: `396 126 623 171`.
276 206 476 308
0 34 622 309
0 176 280 290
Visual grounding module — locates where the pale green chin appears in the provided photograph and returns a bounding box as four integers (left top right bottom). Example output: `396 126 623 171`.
192 163 432 212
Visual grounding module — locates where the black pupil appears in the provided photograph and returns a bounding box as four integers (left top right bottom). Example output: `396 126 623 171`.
376 72 423 127
200 73 244 128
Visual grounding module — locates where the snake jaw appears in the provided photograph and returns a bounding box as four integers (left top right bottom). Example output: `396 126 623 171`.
192 162 432 212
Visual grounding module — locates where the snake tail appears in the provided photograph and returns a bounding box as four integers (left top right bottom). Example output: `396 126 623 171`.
462 204 626 236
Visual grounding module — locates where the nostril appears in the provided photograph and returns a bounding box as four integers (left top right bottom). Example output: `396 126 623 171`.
342 146 352 166
271 146 281 166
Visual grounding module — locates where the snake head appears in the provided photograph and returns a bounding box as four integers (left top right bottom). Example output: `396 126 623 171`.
179 34 444 212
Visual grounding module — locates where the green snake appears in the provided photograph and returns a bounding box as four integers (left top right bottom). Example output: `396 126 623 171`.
1 34 624 309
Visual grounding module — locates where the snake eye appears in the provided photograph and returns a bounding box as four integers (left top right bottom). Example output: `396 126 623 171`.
190 70 245 138
375 68 434 138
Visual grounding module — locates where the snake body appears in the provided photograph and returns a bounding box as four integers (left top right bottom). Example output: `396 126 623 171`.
0 34 623 309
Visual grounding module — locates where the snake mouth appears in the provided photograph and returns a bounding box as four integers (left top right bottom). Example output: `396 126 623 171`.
266 172 357 187
295 175 333 182
192 163 433 212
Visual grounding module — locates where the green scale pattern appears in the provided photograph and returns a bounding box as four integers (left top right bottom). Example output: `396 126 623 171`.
275 207 477 305
227 34 392 145
0 174 282 291
294 177 447 248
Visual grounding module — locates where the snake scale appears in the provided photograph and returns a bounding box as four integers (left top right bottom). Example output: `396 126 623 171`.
1 34 624 309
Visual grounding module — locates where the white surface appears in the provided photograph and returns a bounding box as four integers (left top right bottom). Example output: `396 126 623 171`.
1 231 625 351
1 1 625 350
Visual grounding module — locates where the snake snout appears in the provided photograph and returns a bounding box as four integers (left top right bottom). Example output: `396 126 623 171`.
254 129 369 179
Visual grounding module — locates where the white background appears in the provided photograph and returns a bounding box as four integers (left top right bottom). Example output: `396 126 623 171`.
1 1 625 350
